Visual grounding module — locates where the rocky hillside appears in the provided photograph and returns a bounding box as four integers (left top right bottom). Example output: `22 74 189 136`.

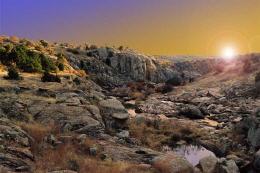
0 35 259 173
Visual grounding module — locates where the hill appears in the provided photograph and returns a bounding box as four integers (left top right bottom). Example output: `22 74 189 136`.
0 35 259 173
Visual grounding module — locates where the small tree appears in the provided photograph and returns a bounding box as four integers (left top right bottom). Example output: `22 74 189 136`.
4 66 22 80
40 54 57 72
41 72 61 83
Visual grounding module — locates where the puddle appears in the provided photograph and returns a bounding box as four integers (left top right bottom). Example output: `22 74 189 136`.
171 145 215 166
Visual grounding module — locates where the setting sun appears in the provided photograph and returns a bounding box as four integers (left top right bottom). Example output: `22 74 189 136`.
221 46 237 60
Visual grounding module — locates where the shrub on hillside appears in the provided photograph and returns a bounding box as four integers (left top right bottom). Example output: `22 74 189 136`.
41 72 61 83
40 54 56 72
0 44 60 73
56 54 66 71
17 50 42 72
57 63 65 71
4 66 22 80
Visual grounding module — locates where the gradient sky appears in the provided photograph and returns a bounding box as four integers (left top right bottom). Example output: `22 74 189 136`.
0 0 260 56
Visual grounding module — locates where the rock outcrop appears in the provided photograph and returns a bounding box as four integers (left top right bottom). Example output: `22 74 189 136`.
67 48 215 88
152 153 194 173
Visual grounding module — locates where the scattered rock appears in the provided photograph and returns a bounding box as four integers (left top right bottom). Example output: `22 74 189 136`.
152 153 194 173
197 155 218 173
179 105 205 119
99 99 129 129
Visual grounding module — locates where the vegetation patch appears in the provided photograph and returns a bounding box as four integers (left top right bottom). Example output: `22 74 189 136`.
0 44 60 73
3 66 22 80
41 72 61 83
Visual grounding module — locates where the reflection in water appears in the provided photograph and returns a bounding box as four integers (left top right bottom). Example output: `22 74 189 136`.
173 145 215 166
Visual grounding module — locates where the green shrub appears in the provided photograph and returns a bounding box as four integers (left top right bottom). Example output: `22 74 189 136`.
57 63 65 71
4 66 22 80
4 43 14 53
17 50 42 72
41 72 61 83
0 44 61 73
0 46 6 62
56 54 66 71
40 54 56 72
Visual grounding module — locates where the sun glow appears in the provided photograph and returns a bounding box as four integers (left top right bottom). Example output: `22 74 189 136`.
221 46 237 60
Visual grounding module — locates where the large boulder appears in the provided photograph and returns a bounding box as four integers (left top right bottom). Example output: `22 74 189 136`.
179 105 205 119
253 149 260 171
216 158 239 173
98 98 129 130
152 153 194 173
197 156 218 173
196 156 239 173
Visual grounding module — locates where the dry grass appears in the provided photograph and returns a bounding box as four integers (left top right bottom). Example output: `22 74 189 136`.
130 91 146 101
80 159 153 173
33 142 154 173
129 119 203 150
19 121 60 155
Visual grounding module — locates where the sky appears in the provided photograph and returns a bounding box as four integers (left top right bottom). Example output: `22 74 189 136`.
0 0 260 56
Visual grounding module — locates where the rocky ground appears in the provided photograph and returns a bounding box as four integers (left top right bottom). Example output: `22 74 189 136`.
0 36 259 173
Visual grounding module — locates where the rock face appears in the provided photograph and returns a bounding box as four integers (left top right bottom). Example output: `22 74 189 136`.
196 156 239 173
68 48 215 88
152 153 194 173
253 149 260 171
238 108 260 149
98 98 129 130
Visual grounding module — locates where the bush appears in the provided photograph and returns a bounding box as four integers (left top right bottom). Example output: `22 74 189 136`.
0 45 60 73
40 54 56 72
118 46 124 51
56 54 66 71
41 72 61 83
4 66 22 80
166 74 182 86
57 63 65 71
17 50 42 72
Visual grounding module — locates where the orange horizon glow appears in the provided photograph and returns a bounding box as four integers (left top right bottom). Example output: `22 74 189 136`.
1 0 260 56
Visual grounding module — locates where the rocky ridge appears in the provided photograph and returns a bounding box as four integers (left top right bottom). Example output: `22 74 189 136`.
0 36 259 172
